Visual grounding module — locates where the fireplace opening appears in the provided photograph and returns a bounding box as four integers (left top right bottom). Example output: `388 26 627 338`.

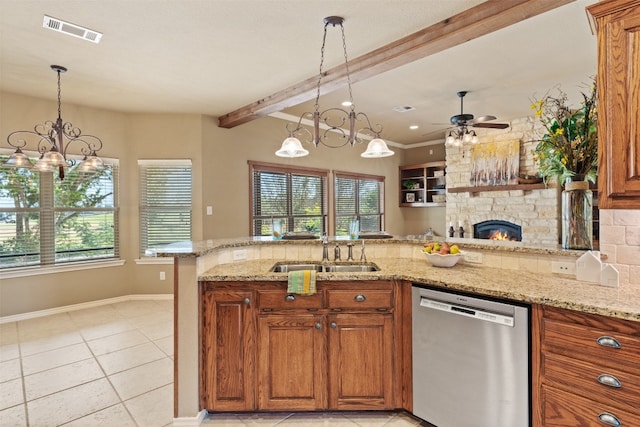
474 220 522 241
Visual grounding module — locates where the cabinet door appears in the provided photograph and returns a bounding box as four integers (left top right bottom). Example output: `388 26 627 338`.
327 313 394 409
257 314 327 410
201 290 255 411
589 1 640 208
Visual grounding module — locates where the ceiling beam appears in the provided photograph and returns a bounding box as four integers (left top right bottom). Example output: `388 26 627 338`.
218 0 575 129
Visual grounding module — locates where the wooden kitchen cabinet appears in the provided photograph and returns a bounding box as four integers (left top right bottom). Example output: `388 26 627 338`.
532 305 640 427
201 280 404 413
399 162 446 207
200 285 256 411
588 0 640 209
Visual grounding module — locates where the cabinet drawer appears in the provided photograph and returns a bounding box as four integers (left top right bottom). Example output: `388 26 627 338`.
541 385 640 427
257 290 323 310
326 289 393 310
541 309 640 374
542 352 640 414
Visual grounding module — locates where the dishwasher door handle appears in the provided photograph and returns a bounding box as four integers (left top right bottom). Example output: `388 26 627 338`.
419 296 515 327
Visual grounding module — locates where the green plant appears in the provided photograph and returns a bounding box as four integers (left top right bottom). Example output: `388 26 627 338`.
531 80 598 185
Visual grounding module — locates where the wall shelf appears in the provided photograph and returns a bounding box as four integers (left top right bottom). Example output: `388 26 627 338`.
447 183 546 194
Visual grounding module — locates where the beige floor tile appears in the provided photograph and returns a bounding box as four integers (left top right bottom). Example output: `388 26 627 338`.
124 383 174 427
0 377 23 410
78 319 136 341
0 343 19 363
236 412 296 425
154 336 174 357
21 342 92 376
67 305 122 326
138 319 173 341
382 413 424 426
0 403 26 426
27 378 119 426
202 413 248 426
24 357 104 401
19 331 84 357
87 329 150 356
0 323 18 346
0 358 21 383
97 342 166 375
110 300 165 318
108 357 173 400
17 313 77 340
62 403 136 427
126 310 173 329
278 412 358 426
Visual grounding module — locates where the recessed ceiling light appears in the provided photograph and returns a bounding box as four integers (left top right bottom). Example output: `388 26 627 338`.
409 125 419 130
43 15 103 43
341 101 352 107
392 105 415 113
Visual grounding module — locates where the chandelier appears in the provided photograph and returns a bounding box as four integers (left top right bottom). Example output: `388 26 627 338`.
275 16 394 159
445 127 479 147
4 65 105 179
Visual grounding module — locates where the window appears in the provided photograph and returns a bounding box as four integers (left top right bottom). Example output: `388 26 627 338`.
334 172 385 235
249 161 328 237
139 160 192 256
0 155 119 269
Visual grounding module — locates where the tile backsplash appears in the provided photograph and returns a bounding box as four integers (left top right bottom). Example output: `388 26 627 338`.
599 209 640 286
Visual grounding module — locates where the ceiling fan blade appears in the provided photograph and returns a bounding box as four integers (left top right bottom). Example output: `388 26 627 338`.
472 122 509 129
470 115 497 123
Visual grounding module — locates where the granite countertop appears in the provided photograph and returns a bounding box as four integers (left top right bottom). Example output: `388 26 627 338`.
200 258 640 322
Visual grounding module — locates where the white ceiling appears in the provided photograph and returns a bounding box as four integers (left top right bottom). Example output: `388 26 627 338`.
0 0 598 147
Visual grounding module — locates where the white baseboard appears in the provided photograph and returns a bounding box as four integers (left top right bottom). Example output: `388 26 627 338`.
173 410 207 427
0 294 174 324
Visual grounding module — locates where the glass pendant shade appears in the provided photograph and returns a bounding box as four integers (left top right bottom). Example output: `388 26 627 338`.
275 137 309 158
5 148 33 168
43 148 66 167
360 138 394 158
34 155 56 172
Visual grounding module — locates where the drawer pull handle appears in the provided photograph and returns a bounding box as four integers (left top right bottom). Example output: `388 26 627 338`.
243 298 251 305
597 374 622 388
285 294 296 302
597 336 621 349
597 412 621 427
330 322 337 329
315 322 322 330
354 294 366 302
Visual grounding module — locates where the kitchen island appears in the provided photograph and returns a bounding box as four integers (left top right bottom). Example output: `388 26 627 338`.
159 237 640 426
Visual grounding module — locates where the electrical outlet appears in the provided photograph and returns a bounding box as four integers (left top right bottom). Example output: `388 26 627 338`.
552 261 576 276
464 251 483 264
206 206 213 215
233 249 248 261
160 271 166 280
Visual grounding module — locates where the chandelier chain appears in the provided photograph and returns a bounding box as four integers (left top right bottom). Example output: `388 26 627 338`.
57 69 62 120
340 23 355 111
314 23 329 112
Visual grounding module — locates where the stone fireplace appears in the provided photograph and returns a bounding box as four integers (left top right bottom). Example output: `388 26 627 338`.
474 220 522 241
445 117 561 247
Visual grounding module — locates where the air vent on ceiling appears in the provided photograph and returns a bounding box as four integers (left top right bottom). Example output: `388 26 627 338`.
43 15 102 44
392 105 415 113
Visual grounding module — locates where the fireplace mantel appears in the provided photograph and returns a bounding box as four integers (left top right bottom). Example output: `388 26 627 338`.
447 183 546 194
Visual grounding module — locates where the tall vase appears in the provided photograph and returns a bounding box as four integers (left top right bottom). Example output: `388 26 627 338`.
562 180 593 250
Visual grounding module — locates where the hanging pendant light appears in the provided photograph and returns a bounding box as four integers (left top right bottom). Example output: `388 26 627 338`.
276 16 393 159
4 65 105 180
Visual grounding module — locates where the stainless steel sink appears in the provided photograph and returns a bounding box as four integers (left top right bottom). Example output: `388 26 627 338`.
270 262 380 273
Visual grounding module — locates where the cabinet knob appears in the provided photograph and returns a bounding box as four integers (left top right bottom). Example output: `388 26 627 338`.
285 294 296 302
597 412 621 427
315 322 322 329
330 322 337 329
597 336 621 349
597 374 622 388
243 297 250 305
354 294 366 302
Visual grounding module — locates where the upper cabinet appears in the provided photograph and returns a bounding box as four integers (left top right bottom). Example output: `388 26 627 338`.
399 161 446 207
588 0 640 209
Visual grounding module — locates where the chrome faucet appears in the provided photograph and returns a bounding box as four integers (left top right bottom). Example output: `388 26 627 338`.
346 242 354 261
360 240 366 262
321 233 329 262
334 243 341 261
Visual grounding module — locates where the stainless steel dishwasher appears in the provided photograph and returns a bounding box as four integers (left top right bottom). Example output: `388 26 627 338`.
412 285 530 427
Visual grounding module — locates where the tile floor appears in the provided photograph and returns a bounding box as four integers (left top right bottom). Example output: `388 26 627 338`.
0 299 425 427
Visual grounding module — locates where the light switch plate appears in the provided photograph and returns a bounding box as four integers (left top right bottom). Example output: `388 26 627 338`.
464 251 483 264
552 261 576 276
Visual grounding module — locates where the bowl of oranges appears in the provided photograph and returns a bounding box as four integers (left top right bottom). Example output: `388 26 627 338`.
422 242 463 268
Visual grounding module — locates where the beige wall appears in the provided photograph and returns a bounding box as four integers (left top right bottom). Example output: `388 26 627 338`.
2 91 441 316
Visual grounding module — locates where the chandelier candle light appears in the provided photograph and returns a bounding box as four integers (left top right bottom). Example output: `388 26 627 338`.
275 16 394 159
4 65 105 179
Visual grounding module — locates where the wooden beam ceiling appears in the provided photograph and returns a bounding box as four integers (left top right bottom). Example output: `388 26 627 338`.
218 0 575 129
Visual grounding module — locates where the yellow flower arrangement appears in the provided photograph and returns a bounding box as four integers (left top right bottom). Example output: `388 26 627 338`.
531 81 598 185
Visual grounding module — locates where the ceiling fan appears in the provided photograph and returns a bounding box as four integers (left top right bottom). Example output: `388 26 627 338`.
444 91 509 146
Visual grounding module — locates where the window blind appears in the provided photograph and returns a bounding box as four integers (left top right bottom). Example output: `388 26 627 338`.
139 160 192 255
334 173 384 235
250 162 328 236
0 157 119 269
